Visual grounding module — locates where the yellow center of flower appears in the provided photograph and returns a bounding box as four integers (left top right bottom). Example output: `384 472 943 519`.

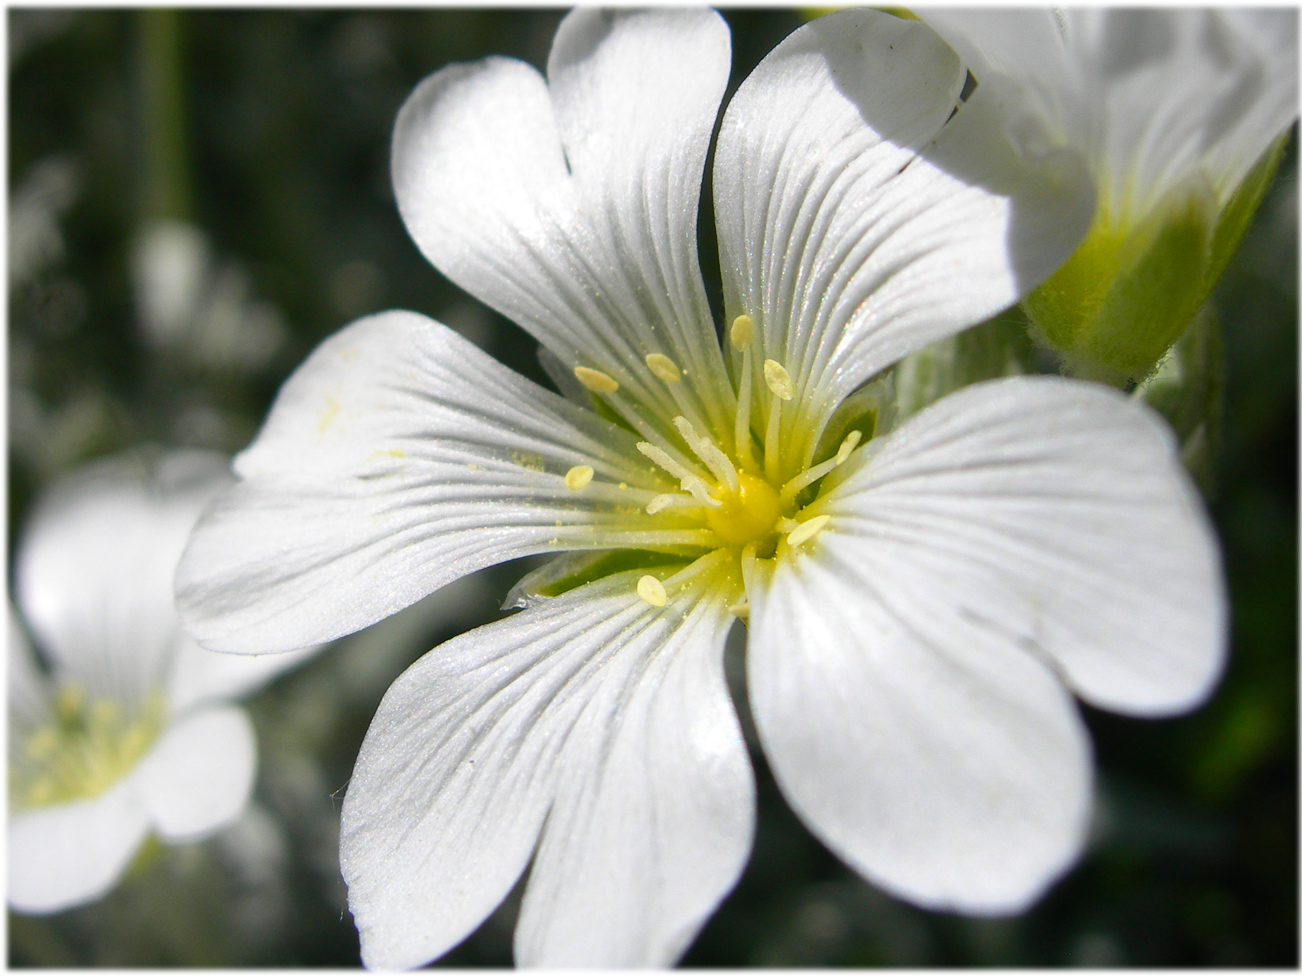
10 685 165 810
561 313 865 609
706 470 781 546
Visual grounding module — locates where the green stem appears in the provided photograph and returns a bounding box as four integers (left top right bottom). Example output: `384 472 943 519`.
138 9 191 222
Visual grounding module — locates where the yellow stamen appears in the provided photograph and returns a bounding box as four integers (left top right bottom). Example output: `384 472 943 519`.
564 465 594 491
636 441 721 508
764 396 783 484
646 493 703 515
574 366 619 394
780 430 864 503
786 514 831 548
645 353 681 383
730 315 755 350
673 416 739 492
763 359 795 401
835 430 863 465
637 575 668 607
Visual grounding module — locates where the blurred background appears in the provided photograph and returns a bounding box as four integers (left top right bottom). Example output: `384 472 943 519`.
8 8 1297 967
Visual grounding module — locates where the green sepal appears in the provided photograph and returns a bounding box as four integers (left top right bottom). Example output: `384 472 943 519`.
1024 190 1213 384
1024 133 1290 385
1207 131 1289 290
1134 304 1224 498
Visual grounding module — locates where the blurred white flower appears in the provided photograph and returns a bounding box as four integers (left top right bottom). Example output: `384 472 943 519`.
8 450 317 914
9 155 78 287
176 9 1225 968
923 8 1299 379
132 218 287 374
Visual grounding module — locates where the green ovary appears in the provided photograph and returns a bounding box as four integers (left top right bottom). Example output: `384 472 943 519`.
10 685 165 810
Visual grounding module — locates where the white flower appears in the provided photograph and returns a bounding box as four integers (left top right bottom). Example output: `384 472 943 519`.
8 450 315 914
922 8 1299 379
924 8 1297 224
175 9 1226 968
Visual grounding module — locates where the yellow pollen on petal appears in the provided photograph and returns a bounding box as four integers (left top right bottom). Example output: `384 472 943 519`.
706 471 782 547
637 575 668 607
763 360 795 401
644 353 681 383
564 465 594 491
574 366 619 394
730 315 755 350
786 514 831 548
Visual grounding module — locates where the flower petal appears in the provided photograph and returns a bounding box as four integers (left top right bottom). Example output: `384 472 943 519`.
165 633 320 716
176 310 712 654
16 450 232 703
8 781 150 914
131 705 256 841
340 556 750 969
513 566 752 965
1199 10 1299 200
747 538 1091 914
747 375 1225 912
392 9 734 441
816 375 1227 715
713 9 1094 462
926 9 1299 210
9 608 52 737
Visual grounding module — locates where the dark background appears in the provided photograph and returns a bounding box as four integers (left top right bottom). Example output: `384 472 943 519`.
9 8 1297 966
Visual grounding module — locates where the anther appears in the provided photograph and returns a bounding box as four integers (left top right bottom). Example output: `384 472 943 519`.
564 465 594 491
646 493 703 515
672 416 739 492
637 575 668 607
763 360 795 401
574 366 619 394
780 430 865 503
786 514 831 548
645 353 681 383
636 441 722 508
835 430 863 465
730 315 754 350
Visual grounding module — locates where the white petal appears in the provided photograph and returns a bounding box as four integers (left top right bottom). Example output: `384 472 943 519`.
175 310 710 654
747 540 1091 914
165 633 320 716
132 705 256 841
392 9 735 440
514 566 751 966
926 9 1299 211
1078 9 1293 210
748 376 1226 913
813 375 1227 715
16 450 232 703
1199 10 1299 200
340 557 750 969
9 608 52 737
921 9 1083 139
713 9 1094 461
8 780 150 914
